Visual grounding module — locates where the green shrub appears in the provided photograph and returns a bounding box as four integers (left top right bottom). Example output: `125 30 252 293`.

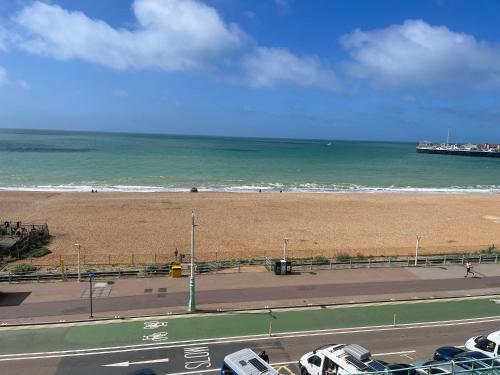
312 255 330 264
481 245 498 254
335 252 351 262
354 252 368 260
11 263 37 274
26 247 51 258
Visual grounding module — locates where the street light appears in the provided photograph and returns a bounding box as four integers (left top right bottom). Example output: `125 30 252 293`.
88 271 94 318
415 235 422 266
283 238 289 261
74 243 81 282
188 209 197 313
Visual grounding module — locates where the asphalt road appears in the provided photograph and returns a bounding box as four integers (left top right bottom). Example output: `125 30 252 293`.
2 275 499 319
2 317 499 375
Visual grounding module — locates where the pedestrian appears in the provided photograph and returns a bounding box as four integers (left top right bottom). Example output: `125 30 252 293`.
464 260 475 278
258 350 269 363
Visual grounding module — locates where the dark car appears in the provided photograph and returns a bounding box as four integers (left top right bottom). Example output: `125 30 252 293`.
411 360 464 375
434 346 500 367
458 351 500 367
386 363 417 375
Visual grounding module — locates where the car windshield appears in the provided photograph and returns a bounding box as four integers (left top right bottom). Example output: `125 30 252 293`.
464 353 496 365
454 357 488 369
369 360 389 372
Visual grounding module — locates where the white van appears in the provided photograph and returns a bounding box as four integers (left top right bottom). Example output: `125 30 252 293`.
221 348 278 375
299 344 387 375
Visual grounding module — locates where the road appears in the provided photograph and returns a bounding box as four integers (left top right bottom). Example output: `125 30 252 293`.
2 317 499 375
1 297 500 375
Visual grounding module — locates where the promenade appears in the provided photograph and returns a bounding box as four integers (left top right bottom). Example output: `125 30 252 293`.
1 264 500 325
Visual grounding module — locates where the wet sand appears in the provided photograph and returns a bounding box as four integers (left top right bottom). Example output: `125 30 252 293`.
1 191 499 263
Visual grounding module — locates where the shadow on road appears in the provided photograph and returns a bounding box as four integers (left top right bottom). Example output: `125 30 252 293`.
0 292 31 306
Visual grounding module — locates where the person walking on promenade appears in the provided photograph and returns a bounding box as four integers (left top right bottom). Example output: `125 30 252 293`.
464 260 475 278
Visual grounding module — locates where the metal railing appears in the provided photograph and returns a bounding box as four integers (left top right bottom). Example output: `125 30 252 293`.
1 252 499 283
354 357 500 375
285 253 500 271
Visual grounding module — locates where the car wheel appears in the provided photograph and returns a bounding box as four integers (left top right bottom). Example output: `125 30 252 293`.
301 367 309 375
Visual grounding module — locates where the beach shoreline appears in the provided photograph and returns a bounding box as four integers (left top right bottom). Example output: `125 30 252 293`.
1 191 499 264
0 186 498 194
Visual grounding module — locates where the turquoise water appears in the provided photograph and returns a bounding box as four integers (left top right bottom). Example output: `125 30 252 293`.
0 129 499 192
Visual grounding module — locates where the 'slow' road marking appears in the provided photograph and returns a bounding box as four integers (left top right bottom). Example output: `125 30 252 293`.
0 316 498 361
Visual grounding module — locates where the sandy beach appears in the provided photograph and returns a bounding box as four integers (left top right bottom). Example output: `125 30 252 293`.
1 191 500 265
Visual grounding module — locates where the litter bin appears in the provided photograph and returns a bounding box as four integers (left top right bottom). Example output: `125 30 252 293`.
274 260 292 275
274 261 282 275
171 265 182 278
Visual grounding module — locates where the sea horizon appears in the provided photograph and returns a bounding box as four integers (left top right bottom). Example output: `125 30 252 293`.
1 128 499 194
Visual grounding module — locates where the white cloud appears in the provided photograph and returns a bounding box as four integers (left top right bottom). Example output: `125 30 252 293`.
0 66 5 85
0 26 6 51
244 10 256 20
275 0 291 13
341 19 500 89
13 0 243 72
243 47 338 91
17 80 30 90
112 88 128 97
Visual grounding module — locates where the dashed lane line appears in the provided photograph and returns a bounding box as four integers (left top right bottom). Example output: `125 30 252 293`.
0 316 498 361
0 314 495 359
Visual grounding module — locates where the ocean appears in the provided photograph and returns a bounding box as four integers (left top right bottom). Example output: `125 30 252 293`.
0 129 499 193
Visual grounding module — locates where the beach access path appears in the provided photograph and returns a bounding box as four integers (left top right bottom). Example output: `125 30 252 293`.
1 264 500 325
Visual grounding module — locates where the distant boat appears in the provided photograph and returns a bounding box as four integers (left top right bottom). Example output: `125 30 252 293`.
326 142 332 146
417 141 500 158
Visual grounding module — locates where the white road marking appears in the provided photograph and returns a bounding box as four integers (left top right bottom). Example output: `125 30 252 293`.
104 357 170 367
0 315 499 361
372 350 416 357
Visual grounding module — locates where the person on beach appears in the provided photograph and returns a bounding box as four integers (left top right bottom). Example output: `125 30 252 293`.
464 260 475 277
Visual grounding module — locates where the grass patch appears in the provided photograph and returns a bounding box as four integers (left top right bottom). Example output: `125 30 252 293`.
17 236 52 260
11 263 37 274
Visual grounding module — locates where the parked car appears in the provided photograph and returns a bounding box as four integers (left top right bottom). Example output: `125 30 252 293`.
434 346 500 367
385 363 416 375
433 347 467 361
465 331 500 358
411 360 464 375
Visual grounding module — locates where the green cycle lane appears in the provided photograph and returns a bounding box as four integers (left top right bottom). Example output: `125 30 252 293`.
1 297 499 356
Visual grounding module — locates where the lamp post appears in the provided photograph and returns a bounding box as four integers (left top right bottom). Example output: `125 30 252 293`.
88 271 94 318
74 243 81 282
283 238 289 261
415 235 421 266
188 209 196 313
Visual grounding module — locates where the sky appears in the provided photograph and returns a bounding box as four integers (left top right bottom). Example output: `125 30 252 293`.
1 0 500 142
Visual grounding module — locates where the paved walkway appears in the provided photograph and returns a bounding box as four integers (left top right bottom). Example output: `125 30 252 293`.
1 264 499 324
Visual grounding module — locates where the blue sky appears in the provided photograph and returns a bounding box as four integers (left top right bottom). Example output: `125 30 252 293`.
1 0 500 142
